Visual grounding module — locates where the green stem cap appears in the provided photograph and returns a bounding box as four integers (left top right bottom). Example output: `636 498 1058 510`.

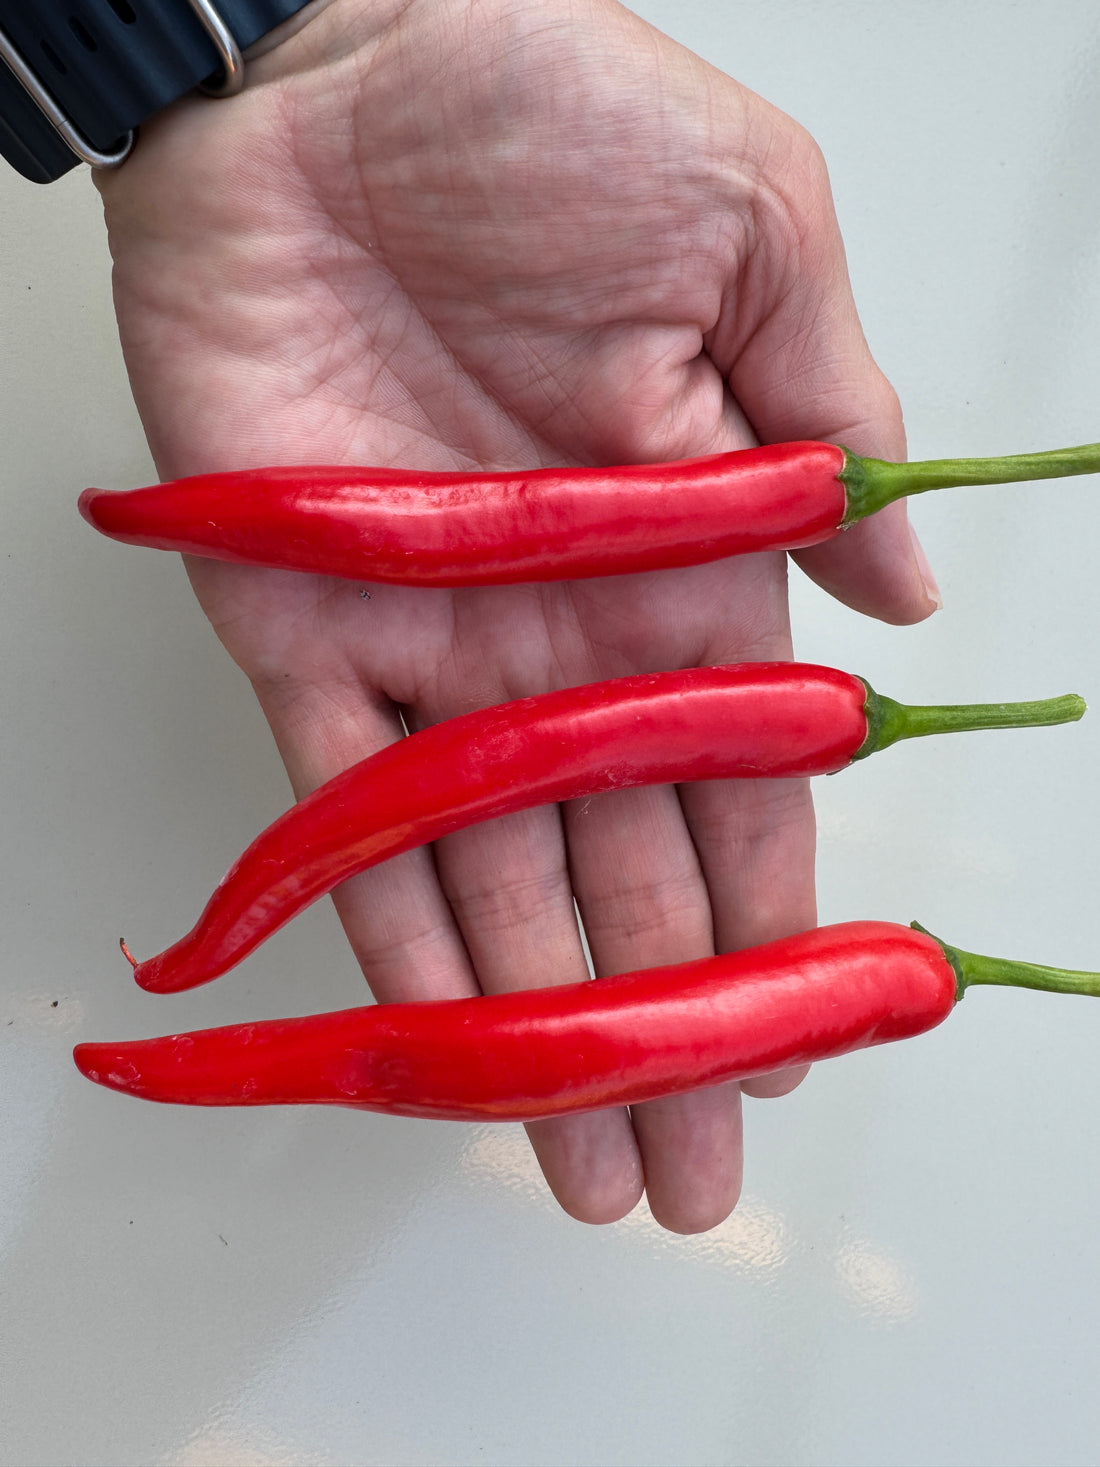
913 922 1100 1002
853 681 1085 760
840 441 1100 524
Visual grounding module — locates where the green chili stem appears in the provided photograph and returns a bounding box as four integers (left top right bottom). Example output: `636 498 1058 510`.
840 441 1100 525
912 922 1100 1001
853 683 1085 760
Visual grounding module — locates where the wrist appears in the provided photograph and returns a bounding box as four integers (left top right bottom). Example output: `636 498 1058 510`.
243 0 344 63
241 0 423 87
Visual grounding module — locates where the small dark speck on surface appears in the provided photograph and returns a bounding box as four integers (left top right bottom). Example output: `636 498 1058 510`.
359 588 371 600
51 1000 58 1008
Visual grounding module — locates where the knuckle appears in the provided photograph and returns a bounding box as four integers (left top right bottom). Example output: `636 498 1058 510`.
447 868 569 935
580 868 710 948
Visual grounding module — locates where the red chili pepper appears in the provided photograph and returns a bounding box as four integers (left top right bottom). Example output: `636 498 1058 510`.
73 921 1100 1119
120 663 1084 995
78 441 1100 586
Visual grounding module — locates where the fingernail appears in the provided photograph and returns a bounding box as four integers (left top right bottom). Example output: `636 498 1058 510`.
908 522 942 611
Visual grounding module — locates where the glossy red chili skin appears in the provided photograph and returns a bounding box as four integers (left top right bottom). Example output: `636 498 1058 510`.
78 442 848 586
131 662 869 995
75 922 957 1118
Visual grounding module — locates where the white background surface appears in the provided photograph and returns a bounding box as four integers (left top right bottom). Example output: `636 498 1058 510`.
2 3 1099 1464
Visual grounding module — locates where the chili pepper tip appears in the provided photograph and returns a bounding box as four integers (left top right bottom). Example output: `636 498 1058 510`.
72 1042 129 1092
119 938 137 969
72 1043 98 1080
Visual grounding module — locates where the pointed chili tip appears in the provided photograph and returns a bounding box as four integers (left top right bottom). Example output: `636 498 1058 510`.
133 967 163 993
77 487 104 526
119 938 137 969
72 1041 131 1092
72 1041 98 1079
130 955 192 995
124 945 189 995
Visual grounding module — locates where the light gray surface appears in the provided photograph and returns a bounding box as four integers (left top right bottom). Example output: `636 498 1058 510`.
2 4 1099 1464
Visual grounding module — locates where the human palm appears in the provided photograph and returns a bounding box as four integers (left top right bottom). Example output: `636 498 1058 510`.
95 0 935 1231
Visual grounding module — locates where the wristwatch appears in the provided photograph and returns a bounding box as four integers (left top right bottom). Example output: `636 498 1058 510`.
0 0 314 184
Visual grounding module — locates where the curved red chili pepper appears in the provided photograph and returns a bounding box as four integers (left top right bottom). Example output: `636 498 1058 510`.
78 441 1100 587
121 663 1083 995
72 921 1100 1120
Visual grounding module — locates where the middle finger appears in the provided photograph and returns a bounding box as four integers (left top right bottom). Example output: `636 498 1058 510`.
564 780 744 1234
430 801 645 1225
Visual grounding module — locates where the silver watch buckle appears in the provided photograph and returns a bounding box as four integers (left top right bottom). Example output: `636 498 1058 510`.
0 0 244 173
188 0 245 98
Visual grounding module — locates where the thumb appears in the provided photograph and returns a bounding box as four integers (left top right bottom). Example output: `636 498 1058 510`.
718 128 940 625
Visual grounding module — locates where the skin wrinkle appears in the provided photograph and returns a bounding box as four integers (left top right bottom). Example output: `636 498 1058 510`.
443 853 579 940
251 647 379 713
560 581 677 671
566 324 717 465
698 567 795 665
578 867 712 951
349 910 475 995
553 576 680 686
430 600 570 709
705 148 819 372
232 246 427 424
742 287 871 423
277 132 563 468
684 777 813 854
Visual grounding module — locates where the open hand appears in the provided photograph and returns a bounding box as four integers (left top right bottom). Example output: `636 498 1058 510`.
95 0 937 1232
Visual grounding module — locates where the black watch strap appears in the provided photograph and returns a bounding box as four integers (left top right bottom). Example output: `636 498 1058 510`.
0 1 312 184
